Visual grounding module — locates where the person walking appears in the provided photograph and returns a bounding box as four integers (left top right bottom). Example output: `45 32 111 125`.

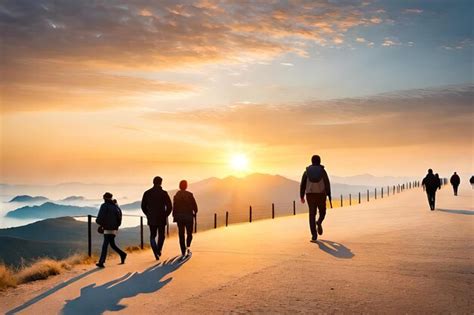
141 176 172 260
173 180 198 259
300 155 331 242
96 192 127 268
422 169 439 211
450 172 461 196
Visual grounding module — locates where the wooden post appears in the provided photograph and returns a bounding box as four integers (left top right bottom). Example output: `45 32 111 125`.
387 186 389 196
140 216 144 249
381 187 383 198
349 194 352 206
249 206 252 223
367 189 369 202
87 215 92 257
225 211 229 227
272 203 275 219
340 194 343 207
293 200 296 215
375 188 377 199
214 213 217 229
166 219 169 237
358 192 361 204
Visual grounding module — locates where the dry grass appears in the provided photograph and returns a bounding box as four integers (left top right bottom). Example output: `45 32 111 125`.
125 243 151 253
0 253 99 290
0 264 17 290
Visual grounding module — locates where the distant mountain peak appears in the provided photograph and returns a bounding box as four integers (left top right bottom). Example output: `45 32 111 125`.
9 195 49 203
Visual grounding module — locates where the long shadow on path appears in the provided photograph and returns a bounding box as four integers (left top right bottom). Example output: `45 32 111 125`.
6 268 100 315
437 209 474 215
314 240 354 259
61 256 188 315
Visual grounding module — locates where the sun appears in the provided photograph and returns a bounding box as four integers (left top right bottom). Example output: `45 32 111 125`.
230 153 249 172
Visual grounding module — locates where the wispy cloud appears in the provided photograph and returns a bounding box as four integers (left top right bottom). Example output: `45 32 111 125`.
151 85 473 149
280 62 294 66
404 8 423 14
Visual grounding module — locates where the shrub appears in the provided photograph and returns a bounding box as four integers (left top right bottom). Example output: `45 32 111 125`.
16 259 62 284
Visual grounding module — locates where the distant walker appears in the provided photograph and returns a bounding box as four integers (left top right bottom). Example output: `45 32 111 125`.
449 172 460 196
300 155 332 242
173 180 198 260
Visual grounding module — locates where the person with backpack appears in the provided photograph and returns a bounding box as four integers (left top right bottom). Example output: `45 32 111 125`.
173 180 198 260
422 169 439 211
300 155 331 242
450 172 461 196
141 176 172 261
95 192 127 268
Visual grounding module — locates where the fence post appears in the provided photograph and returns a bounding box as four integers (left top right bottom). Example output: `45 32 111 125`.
214 213 217 229
387 186 389 196
375 188 377 199
367 189 369 202
249 206 252 223
293 200 296 215
166 219 169 237
340 194 343 207
272 203 275 219
87 215 92 257
358 192 361 204
194 215 197 233
349 194 351 206
381 187 383 198
225 211 229 227
140 216 144 250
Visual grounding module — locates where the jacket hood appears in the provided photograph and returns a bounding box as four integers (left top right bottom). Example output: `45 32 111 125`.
306 164 325 182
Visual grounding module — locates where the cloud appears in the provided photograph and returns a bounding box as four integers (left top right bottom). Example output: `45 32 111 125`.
150 85 474 149
404 9 423 14
381 38 401 47
356 37 366 43
280 62 294 66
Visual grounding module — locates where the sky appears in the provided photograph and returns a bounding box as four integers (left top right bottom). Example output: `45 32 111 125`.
0 0 473 186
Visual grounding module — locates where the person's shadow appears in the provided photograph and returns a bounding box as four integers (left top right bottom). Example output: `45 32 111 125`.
437 209 474 215
62 256 189 315
314 240 354 259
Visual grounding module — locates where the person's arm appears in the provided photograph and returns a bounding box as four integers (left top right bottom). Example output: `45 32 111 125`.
116 206 122 228
96 204 105 226
300 171 307 202
323 170 332 200
191 193 198 215
165 192 172 217
141 192 148 216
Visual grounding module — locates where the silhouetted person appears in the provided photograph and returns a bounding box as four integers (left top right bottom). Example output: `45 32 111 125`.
422 169 439 211
470 175 474 188
173 180 198 259
450 172 460 196
300 155 331 241
96 192 127 268
141 176 172 260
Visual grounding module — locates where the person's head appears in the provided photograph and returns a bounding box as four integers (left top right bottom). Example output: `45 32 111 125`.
435 173 439 177
311 155 321 165
428 169 433 174
103 192 113 201
454 172 457 175
112 199 118 205
153 176 162 186
179 180 188 191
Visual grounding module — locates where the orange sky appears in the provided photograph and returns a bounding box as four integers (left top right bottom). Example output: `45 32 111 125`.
1 0 473 185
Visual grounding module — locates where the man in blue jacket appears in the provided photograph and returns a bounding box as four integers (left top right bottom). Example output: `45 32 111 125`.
141 176 172 260
300 155 332 242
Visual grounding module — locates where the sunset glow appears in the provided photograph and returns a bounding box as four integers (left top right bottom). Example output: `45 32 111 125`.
230 154 249 172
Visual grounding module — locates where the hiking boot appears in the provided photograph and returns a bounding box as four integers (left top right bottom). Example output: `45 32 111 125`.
311 235 318 242
96 263 105 268
186 248 192 256
317 223 323 235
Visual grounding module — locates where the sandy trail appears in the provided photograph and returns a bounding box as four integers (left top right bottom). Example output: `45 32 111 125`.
1 185 472 314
